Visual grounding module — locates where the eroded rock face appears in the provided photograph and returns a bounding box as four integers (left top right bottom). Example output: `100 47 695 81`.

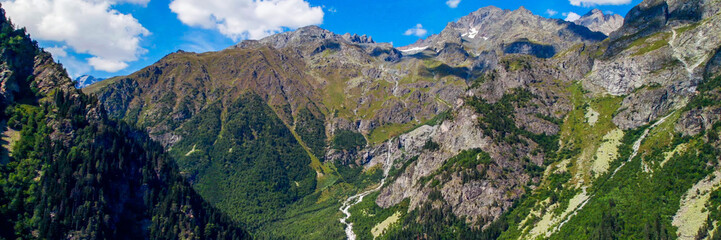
0 64 18 105
612 82 695 129
705 47 721 79
676 107 721 136
375 108 490 208
1 52 74 107
584 0 721 129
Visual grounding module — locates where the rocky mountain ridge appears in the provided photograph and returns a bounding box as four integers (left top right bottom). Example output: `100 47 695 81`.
398 6 606 61
85 0 721 239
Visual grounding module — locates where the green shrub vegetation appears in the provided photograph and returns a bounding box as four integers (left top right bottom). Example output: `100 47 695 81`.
332 129 367 151
169 92 317 230
381 200 508 239
419 148 492 186
685 74 721 110
0 90 248 239
295 107 327 160
347 191 409 239
422 139 440 151
553 138 716 239
466 88 559 156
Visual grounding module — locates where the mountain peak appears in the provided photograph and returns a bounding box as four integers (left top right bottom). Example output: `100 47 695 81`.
75 75 105 88
514 6 532 14
472 5 502 13
574 9 624 36
588 8 604 15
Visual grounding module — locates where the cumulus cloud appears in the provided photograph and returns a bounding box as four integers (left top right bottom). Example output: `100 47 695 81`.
2 0 150 72
88 57 129 72
569 0 631 7
404 24 428 38
445 0 460 8
114 0 150 5
546 9 558 16
169 0 324 40
563 12 582 21
45 46 68 58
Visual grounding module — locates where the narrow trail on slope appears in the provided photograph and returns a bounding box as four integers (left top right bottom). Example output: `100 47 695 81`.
554 112 674 232
339 140 393 240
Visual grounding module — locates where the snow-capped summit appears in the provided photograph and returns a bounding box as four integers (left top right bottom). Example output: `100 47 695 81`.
75 75 104 88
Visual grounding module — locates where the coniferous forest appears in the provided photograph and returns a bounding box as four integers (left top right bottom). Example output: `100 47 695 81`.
0 8 249 239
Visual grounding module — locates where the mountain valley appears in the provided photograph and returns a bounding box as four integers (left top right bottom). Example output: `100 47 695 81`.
2 0 721 239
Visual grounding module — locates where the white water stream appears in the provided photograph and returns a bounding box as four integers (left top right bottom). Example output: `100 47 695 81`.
609 112 673 178
339 140 393 240
556 24 706 232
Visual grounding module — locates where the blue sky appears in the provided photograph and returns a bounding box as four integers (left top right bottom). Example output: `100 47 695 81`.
1 0 642 79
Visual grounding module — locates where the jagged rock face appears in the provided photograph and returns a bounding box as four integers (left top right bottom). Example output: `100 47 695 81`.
375 109 495 215
1 49 74 107
1 52 75 106
676 107 721 136
574 9 624 36
705 46 721 79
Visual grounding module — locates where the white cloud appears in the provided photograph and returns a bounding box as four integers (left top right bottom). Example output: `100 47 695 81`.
114 0 150 6
45 46 68 58
404 24 427 37
2 0 150 73
445 0 460 8
88 57 129 72
563 12 582 21
546 9 558 16
169 0 324 40
569 0 631 7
